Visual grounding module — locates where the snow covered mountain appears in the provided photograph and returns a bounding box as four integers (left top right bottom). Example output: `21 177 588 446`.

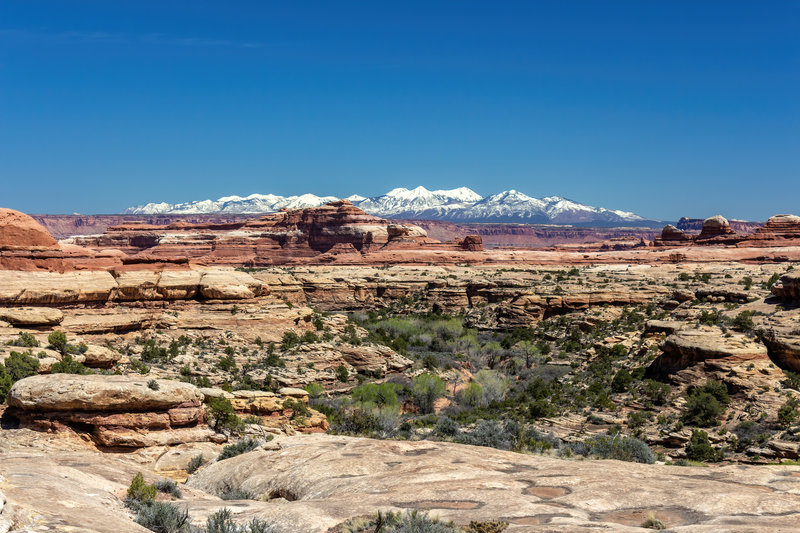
123 186 655 225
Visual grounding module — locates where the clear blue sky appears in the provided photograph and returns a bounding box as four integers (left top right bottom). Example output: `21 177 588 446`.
0 1 797 220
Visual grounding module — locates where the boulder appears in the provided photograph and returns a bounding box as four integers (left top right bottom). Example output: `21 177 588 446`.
7 374 202 412
0 307 63 327
648 327 768 375
199 271 262 299
771 271 800 301
81 344 122 368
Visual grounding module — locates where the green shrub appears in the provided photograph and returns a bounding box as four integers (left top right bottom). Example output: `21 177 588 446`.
682 381 729 427
685 429 724 462
207 397 241 432
205 508 277 533
4 351 39 381
280 331 300 351
562 434 655 464
611 369 633 393
218 438 260 461
127 472 157 503
335 364 350 383
778 397 800 429
47 331 68 354
133 501 190 533
50 354 92 375
155 479 182 499
6 332 39 348
148 379 160 391
412 373 445 414
186 454 206 474
783 371 800 391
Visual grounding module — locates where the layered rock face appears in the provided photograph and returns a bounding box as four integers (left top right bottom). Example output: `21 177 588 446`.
771 270 800 301
0 208 70 271
65 201 477 267
653 224 691 246
648 327 768 375
747 214 800 247
4 375 216 448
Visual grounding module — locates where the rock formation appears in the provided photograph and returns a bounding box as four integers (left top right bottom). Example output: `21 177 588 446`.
65 201 477 267
653 224 692 246
745 214 800 247
4 375 217 448
647 327 768 375
771 270 800 301
0 208 70 272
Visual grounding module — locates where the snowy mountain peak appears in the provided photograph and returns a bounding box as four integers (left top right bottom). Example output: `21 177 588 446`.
123 187 654 225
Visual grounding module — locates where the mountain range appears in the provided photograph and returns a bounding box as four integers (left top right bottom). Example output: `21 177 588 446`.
123 186 659 226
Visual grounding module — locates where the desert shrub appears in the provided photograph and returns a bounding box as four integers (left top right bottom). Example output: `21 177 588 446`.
434 416 460 437
731 421 771 451
412 373 445 414
148 379 160 391
332 408 396 437
611 368 633 393
217 354 237 372
47 331 68 354
778 397 800 429
304 382 324 399
207 397 241 432
155 479 182 499
335 364 350 383
4 351 39 381
219 488 255 500
641 379 671 406
50 354 92 375
280 331 300 351
186 454 206 474
562 434 655 464
300 331 319 344
133 501 190 533
682 381 729 427
206 508 277 533
473 369 509 404
459 381 484 408
783 371 800 391
464 522 508 533
641 514 666 530
731 311 755 333
685 429 724 462
457 419 515 450
341 510 459 533
218 438 260 461
351 382 399 410
127 472 157 503
283 398 311 418
6 332 39 348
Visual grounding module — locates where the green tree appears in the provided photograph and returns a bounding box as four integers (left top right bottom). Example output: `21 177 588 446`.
207 397 240 432
685 429 724 462
47 331 68 355
412 373 446 414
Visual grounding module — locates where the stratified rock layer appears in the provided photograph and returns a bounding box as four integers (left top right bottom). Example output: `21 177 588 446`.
5 375 214 448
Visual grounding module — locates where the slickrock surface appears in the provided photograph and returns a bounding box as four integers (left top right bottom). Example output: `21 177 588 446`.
185 434 800 532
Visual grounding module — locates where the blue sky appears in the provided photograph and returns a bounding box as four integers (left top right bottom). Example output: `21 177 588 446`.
0 1 797 220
